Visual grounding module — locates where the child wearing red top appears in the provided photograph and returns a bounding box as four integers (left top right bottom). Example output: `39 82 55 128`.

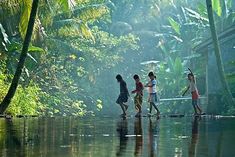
132 74 144 117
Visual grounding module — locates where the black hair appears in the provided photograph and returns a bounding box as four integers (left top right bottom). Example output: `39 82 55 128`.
148 72 154 77
188 73 194 77
116 74 123 81
133 74 139 80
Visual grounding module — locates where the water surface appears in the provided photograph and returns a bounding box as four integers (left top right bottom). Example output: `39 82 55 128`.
0 116 235 157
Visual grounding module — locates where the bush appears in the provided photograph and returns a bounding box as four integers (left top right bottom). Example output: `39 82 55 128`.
0 72 46 116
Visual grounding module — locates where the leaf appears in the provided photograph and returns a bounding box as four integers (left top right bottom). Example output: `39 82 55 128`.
27 53 38 63
197 2 208 17
80 23 95 41
59 0 76 11
73 4 108 22
169 34 183 42
24 67 30 77
168 17 180 35
227 0 233 9
7 41 45 53
212 0 222 17
53 19 82 29
184 7 208 22
19 0 32 39
0 23 10 51
28 45 45 53
174 57 183 75
0 24 9 44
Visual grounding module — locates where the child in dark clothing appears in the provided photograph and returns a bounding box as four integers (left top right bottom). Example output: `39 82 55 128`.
131 74 144 117
116 74 130 116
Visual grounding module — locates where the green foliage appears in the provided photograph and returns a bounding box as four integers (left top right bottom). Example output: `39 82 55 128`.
59 0 76 11
19 0 32 39
212 0 222 17
0 64 45 116
0 23 10 51
7 82 45 116
168 17 180 35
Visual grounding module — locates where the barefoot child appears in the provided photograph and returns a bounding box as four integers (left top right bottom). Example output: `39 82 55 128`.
182 68 203 115
145 72 160 116
116 74 130 116
131 74 144 117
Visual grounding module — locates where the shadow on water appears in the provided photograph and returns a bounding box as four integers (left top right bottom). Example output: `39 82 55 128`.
148 118 159 157
188 116 200 157
4 119 23 157
116 117 128 156
134 117 143 156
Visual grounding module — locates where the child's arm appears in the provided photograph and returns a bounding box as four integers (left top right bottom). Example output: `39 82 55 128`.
131 89 137 94
125 85 130 97
132 83 144 94
188 68 196 83
145 81 153 87
137 83 144 95
182 86 189 96
188 68 193 75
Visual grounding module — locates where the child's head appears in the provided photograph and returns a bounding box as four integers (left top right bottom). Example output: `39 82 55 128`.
148 72 155 80
133 74 140 82
116 74 123 82
187 73 194 81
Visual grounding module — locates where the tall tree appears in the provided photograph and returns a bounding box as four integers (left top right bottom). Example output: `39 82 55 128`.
206 0 235 106
0 0 39 114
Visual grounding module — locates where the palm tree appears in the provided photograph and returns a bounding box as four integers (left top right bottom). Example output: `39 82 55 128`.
0 0 39 114
206 0 235 106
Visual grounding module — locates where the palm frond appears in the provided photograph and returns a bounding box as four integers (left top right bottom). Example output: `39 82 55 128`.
0 23 10 51
19 0 32 39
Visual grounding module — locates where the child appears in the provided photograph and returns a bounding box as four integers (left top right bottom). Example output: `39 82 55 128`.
116 74 130 116
145 72 160 116
182 68 203 115
147 75 156 103
131 74 144 117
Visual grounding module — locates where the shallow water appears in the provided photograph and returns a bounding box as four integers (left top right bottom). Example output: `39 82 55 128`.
0 116 235 157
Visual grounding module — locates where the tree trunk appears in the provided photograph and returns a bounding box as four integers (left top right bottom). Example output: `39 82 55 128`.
206 0 235 107
0 0 39 114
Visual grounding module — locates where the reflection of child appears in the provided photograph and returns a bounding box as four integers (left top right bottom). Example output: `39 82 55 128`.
131 75 144 117
182 69 203 115
145 72 160 116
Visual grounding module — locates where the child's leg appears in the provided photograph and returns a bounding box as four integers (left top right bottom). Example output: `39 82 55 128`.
123 103 128 110
147 94 150 102
192 100 198 114
193 106 198 114
149 103 152 114
196 105 202 114
138 104 142 113
119 103 126 115
134 95 139 112
151 102 160 114
137 95 142 113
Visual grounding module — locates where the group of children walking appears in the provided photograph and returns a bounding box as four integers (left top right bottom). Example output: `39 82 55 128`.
116 69 203 117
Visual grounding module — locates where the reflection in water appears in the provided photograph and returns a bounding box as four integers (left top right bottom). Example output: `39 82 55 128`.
134 117 143 156
4 119 24 157
116 117 128 156
148 118 159 157
189 116 200 157
0 117 235 157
